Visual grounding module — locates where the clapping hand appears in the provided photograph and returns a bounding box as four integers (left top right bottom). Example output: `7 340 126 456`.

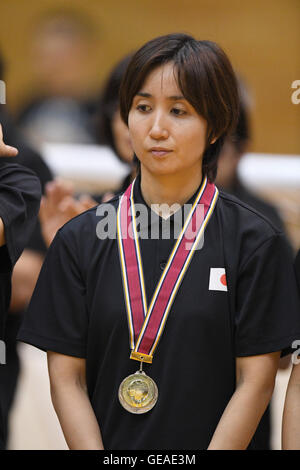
0 123 18 157
39 178 98 247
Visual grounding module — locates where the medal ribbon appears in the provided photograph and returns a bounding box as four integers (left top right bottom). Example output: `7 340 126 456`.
117 176 219 363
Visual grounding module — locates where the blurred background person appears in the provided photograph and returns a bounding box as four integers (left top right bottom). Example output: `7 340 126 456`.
0 124 41 449
0 50 53 448
216 80 288 235
216 78 294 450
95 53 135 186
15 9 99 152
39 53 136 247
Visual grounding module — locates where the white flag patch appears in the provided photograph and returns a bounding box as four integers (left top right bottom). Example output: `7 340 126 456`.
209 268 228 291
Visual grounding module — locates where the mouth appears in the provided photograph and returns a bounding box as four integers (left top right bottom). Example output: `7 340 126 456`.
149 148 173 157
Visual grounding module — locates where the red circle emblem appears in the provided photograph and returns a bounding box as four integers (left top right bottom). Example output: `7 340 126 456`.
220 274 227 286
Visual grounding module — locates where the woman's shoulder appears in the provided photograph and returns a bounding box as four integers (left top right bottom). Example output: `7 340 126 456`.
217 189 282 239
216 190 288 270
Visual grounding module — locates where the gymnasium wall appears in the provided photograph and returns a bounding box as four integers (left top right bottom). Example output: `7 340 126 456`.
0 0 299 155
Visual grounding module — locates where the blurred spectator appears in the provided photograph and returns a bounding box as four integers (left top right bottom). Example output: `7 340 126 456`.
0 50 53 448
216 79 293 450
216 81 287 234
93 52 137 197
0 124 41 449
96 53 134 167
40 53 136 247
16 9 99 152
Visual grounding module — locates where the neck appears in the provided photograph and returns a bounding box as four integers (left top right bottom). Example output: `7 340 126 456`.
139 165 204 216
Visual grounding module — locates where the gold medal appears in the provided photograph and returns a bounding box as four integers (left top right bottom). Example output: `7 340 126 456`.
118 368 158 414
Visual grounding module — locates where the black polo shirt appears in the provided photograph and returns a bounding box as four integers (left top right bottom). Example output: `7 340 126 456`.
0 162 41 449
0 162 42 339
18 175 300 450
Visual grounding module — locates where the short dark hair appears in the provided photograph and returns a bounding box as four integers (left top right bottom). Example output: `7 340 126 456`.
230 79 251 154
119 33 240 182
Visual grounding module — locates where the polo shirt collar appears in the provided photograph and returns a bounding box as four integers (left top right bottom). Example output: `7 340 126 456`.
131 172 205 231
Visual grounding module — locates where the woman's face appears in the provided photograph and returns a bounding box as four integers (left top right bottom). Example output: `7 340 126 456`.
111 110 133 164
128 62 208 177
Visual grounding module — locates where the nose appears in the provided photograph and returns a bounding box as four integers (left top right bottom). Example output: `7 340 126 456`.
149 111 169 140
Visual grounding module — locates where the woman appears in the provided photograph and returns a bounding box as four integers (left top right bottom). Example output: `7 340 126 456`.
18 33 300 450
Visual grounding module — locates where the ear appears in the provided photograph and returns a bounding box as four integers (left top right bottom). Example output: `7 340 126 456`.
210 136 217 145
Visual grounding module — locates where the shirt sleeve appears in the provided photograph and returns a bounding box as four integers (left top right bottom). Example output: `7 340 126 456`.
235 233 300 357
17 230 88 358
0 162 41 265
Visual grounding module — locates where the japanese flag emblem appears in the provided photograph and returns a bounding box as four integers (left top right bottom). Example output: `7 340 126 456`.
209 268 228 291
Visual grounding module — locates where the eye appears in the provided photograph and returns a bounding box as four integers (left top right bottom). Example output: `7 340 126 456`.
171 107 187 116
136 104 151 113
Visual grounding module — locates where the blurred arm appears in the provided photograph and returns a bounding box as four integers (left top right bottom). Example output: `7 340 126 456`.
282 362 300 449
0 217 4 246
10 249 44 312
